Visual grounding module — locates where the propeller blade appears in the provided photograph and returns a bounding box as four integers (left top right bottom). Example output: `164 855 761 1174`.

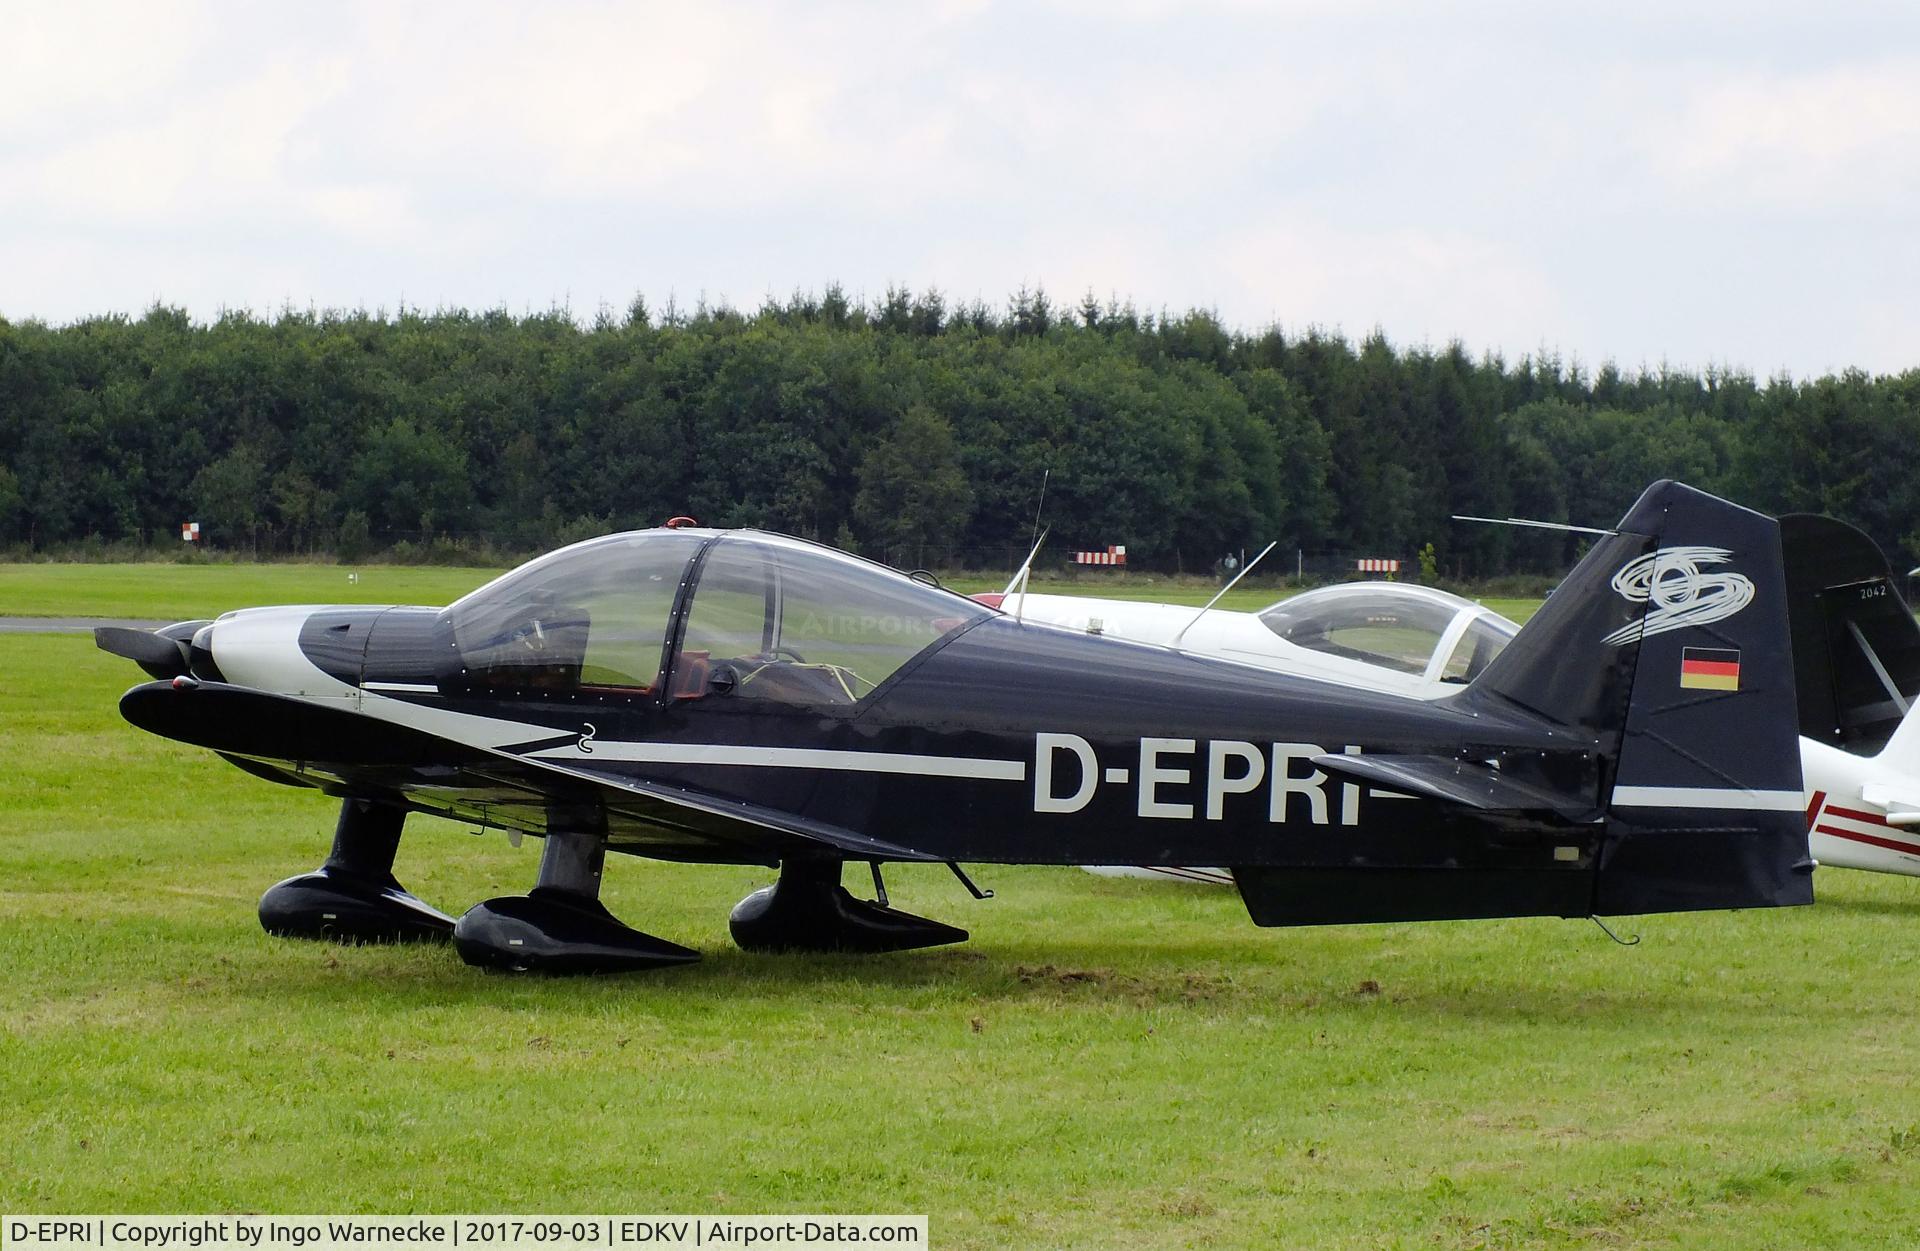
94 626 192 679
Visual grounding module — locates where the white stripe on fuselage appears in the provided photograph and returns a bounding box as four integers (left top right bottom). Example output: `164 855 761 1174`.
528 741 1027 780
1610 785 1804 811
215 607 1805 819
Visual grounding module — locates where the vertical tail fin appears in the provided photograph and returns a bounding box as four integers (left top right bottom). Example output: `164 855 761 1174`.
1467 480 1811 914
1780 512 1920 764
1880 706 1920 777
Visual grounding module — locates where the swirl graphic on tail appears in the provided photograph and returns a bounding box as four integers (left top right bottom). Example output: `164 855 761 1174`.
1601 545 1755 646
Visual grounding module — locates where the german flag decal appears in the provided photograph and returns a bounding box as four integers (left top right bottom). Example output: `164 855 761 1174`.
1680 646 1741 691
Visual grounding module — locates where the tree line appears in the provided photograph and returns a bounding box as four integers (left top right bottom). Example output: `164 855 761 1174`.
1 287 1916 576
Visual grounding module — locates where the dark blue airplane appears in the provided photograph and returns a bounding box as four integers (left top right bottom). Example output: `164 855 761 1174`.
98 481 1812 974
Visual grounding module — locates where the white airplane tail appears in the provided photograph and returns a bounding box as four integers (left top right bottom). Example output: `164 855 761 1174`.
1878 703 1920 774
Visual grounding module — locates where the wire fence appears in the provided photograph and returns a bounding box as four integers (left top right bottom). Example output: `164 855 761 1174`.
23 524 1420 585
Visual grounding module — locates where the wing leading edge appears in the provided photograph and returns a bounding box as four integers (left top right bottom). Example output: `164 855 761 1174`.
117 678 934 864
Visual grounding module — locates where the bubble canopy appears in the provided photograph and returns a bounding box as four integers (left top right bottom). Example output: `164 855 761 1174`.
445 530 992 705
1257 582 1517 684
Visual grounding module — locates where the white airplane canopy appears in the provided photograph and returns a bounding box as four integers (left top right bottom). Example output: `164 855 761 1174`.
1255 583 1517 686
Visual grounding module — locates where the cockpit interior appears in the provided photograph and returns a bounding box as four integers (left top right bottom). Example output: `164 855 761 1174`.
444 530 991 709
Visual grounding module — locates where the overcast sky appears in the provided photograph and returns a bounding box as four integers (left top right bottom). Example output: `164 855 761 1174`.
4 1 1916 378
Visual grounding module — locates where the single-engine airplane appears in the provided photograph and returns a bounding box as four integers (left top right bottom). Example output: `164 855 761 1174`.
1002 514 1920 885
99 481 1813 974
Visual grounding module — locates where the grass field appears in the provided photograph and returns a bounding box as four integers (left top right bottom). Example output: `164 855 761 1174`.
0 563 502 620
0 561 1540 625
8 570 1918 1247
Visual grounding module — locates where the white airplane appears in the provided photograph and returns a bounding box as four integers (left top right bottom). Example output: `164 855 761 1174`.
987 513 1920 886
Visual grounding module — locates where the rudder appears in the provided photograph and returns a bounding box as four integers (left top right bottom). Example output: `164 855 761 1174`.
1468 480 1812 915
1781 512 1920 762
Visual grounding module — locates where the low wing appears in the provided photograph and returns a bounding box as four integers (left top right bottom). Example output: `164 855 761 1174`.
470 750 942 861
118 679 934 863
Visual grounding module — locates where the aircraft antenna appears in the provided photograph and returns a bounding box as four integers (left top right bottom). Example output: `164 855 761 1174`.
1452 513 1617 536
1002 526 1050 623
1173 540 1278 646
1029 467 1050 550
1589 915 1641 946
945 861 995 899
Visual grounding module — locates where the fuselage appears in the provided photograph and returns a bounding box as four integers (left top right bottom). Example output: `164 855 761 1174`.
1008 586 1920 877
154 597 1596 871
102 491 1826 947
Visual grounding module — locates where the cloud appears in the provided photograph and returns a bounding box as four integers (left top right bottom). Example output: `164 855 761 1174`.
4 57 354 225
1219 220 1563 352
0 3 206 132
0 1 1916 375
312 3 1016 208
1847 286 1920 382
1647 58 1920 212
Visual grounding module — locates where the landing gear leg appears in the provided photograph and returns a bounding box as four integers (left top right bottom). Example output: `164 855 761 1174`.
453 829 699 974
730 858 969 953
258 798 455 943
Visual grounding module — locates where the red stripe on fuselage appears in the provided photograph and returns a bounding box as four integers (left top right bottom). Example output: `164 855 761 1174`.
1815 823 1920 857
1827 804 1894 828
1806 790 1827 830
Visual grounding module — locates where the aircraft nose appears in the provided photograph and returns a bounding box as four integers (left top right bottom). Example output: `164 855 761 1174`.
197 605 345 696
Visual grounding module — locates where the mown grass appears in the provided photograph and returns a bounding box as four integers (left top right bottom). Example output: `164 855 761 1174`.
6 629 1920 1246
0 563 500 620
0 561 1537 625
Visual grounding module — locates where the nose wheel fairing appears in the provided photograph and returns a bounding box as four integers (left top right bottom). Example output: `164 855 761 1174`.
454 890 701 973
452 827 700 973
257 798 455 944
730 858 969 953
259 868 456 943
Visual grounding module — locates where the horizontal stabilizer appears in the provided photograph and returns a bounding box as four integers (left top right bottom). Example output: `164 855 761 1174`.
1859 783 1920 828
1311 752 1596 820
